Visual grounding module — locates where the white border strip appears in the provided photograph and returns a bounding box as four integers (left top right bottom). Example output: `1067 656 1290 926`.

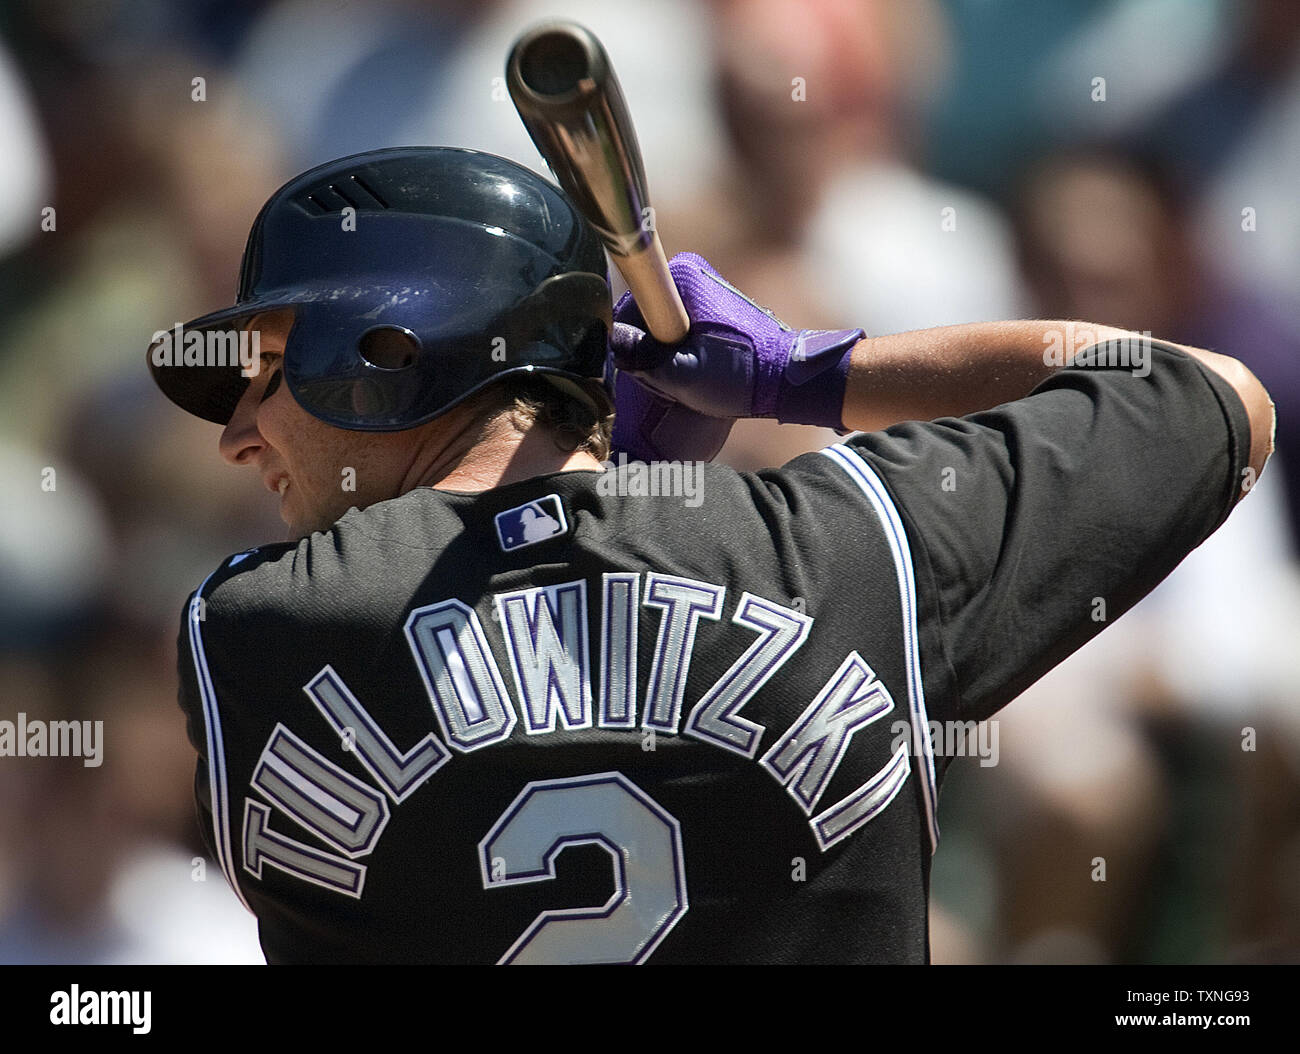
819 444 940 852
187 568 253 912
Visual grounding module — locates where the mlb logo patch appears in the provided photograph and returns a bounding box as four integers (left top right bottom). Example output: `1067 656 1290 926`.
495 494 568 552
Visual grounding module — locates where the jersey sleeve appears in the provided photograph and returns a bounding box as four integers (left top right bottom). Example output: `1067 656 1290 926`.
800 339 1254 724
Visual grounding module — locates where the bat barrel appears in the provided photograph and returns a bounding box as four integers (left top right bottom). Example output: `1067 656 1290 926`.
507 22 649 258
513 25 600 98
507 20 690 344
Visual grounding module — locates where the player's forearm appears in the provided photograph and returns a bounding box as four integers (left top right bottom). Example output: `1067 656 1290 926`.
840 320 1274 496
841 320 1137 433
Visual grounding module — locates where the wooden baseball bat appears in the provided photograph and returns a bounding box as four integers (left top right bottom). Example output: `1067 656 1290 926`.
507 21 690 344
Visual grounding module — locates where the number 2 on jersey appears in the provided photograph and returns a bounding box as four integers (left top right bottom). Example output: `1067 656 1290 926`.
479 772 688 964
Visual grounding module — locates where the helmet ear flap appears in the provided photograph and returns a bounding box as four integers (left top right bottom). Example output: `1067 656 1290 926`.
357 326 422 371
349 327 421 415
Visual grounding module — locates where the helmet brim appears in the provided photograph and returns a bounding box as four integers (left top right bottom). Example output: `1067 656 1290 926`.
147 297 301 426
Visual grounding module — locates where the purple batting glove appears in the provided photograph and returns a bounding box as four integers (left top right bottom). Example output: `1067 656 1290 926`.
609 252 865 430
609 368 736 464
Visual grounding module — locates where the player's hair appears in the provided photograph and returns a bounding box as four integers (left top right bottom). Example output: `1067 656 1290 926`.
468 374 613 463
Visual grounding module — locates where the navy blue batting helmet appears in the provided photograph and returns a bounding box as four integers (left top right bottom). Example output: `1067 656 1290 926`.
148 146 613 430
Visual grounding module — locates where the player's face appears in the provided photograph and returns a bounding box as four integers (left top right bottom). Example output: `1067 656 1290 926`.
219 311 414 540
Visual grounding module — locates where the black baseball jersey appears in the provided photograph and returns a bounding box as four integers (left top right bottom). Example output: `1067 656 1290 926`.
176 341 1251 963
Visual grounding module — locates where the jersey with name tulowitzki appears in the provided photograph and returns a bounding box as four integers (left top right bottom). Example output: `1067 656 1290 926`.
175 342 1251 963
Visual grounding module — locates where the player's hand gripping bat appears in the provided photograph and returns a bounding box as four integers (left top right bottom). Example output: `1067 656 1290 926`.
507 20 690 345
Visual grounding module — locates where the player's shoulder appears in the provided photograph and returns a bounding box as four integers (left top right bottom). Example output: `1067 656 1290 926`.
186 489 462 617
755 435 897 506
588 439 906 526
185 511 360 617
185 539 299 625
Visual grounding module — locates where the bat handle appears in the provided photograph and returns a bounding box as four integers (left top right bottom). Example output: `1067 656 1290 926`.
613 233 690 345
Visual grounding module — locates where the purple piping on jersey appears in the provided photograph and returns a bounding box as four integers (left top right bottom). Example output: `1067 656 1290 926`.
818 444 941 854
188 567 255 913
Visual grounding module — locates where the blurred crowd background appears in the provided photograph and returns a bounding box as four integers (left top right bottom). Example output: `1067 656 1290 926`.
0 0 1297 963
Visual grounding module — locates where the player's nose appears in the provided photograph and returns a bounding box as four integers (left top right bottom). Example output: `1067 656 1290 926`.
219 387 266 466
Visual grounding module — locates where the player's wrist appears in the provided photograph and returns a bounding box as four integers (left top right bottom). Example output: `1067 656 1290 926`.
770 328 865 430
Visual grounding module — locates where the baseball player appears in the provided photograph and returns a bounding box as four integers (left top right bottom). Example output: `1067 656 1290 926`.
148 146 1274 964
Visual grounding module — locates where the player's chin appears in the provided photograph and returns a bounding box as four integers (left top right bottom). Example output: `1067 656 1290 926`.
282 517 317 543
277 492 310 541
279 510 304 542
280 495 343 542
